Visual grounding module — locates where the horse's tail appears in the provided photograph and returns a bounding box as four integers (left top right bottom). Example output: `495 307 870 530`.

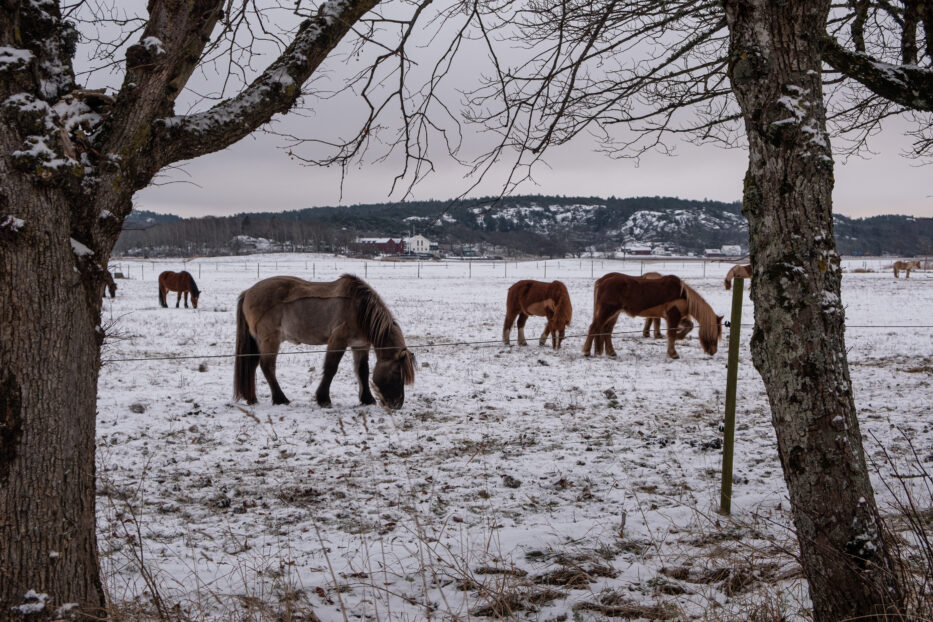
158 279 167 307
233 295 260 404
681 280 721 355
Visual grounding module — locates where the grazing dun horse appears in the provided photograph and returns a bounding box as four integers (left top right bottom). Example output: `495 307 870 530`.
583 273 722 359
503 280 573 349
724 264 752 290
158 270 200 308
234 274 415 409
893 260 922 279
639 272 695 339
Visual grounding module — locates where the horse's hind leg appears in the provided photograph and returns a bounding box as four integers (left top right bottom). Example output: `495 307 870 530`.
516 313 529 346
642 318 652 338
652 318 662 338
258 338 290 404
352 346 376 405
316 335 348 408
183 291 189 308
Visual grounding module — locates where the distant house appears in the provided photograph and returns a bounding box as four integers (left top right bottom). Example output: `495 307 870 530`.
621 244 652 256
405 234 438 256
353 237 405 255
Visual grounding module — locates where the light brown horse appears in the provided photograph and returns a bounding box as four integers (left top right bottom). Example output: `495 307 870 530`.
502 280 573 349
158 270 200 308
234 274 415 409
893 260 922 279
583 273 721 359
724 264 752 290
640 272 694 339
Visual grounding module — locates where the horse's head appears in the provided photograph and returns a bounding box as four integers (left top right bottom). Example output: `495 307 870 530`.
191 292 200 308
372 347 416 410
700 315 724 355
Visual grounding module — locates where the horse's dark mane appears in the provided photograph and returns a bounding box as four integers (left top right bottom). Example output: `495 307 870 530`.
185 271 200 296
341 274 397 349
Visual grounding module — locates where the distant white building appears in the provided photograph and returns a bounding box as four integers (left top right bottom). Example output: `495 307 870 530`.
705 245 745 258
405 234 438 255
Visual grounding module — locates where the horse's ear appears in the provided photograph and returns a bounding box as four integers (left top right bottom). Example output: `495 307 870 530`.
717 315 724 322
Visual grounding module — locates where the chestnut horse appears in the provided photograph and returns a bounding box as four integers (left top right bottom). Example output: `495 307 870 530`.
158 270 200 308
502 280 573 349
640 273 694 339
893 260 921 279
583 273 721 359
234 274 415 409
724 264 752 290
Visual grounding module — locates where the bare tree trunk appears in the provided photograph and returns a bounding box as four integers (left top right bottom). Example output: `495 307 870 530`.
0 187 106 616
723 1 903 619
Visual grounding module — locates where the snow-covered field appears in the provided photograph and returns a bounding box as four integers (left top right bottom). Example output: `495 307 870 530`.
97 255 933 620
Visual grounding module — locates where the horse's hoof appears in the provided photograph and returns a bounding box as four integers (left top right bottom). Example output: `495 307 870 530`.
607 353 617 359
668 353 680 360
360 395 376 406
316 397 332 408
273 397 291 405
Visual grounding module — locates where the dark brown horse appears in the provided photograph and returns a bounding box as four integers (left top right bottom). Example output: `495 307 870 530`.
234 274 415 409
640 272 694 339
103 271 117 298
502 280 573 349
583 273 721 359
724 264 752 290
158 270 200 308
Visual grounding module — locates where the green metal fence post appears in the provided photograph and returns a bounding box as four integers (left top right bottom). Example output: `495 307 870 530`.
720 276 744 515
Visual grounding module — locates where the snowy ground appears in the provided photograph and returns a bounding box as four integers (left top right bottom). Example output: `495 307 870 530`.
97 255 933 620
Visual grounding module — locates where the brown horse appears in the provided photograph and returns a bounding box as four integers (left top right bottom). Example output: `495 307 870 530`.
583 273 722 359
234 274 415 409
640 272 694 339
158 270 200 308
102 271 117 298
724 264 752 290
893 260 921 279
502 280 573 349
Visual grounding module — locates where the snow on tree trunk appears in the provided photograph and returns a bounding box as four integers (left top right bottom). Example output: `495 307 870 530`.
723 1 903 619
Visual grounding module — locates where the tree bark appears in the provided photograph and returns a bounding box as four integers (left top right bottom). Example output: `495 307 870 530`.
723 1 903 619
0 176 106 617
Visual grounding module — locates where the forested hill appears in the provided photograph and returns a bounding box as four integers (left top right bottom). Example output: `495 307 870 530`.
116 196 931 257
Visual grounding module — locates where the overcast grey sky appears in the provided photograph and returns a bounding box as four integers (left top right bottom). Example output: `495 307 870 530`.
135 121 931 219
80 2 930 220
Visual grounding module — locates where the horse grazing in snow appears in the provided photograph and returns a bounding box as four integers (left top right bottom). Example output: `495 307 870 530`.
158 270 200 308
583 273 721 359
724 264 752 290
893 260 921 279
234 274 415 409
502 280 573 349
